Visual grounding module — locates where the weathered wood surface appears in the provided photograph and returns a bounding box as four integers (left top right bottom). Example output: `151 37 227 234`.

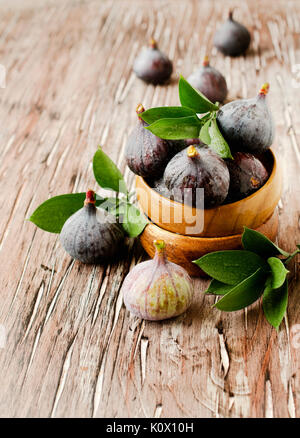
0 0 299 418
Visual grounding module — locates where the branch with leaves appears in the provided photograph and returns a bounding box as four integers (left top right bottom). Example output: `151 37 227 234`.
29 147 148 238
140 76 233 159
194 227 299 329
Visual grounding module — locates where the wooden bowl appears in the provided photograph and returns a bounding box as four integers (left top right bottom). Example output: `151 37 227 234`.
140 209 279 276
136 149 282 237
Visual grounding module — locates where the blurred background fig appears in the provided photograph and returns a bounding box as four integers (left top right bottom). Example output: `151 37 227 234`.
60 190 124 263
133 38 173 84
217 83 274 153
214 10 251 57
226 152 269 202
163 145 230 208
121 240 193 321
187 56 228 103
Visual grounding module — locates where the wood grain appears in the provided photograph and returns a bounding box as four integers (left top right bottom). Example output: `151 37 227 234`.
0 0 299 418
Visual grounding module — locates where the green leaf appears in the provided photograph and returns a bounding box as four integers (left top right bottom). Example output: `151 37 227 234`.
29 193 108 234
199 120 211 144
194 250 268 285
117 202 148 238
198 112 212 125
208 119 233 159
263 277 288 329
146 116 201 140
140 106 196 124
179 76 218 113
242 227 290 258
93 147 128 194
267 257 289 289
214 268 267 311
205 279 233 295
98 196 121 215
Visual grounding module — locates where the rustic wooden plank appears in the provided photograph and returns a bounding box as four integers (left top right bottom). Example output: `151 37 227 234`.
0 0 299 418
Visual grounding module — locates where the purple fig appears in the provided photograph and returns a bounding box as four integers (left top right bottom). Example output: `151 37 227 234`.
121 240 193 321
133 38 173 84
152 177 173 199
163 145 230 208
214 11 251 57
125 104 171 179
60 191 124 263
125 105 187 179
217 83 274 153
226 152 269 202
185 138 202 146
187 56 228 103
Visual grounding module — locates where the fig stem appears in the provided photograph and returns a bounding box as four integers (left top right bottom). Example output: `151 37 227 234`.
251 177 260 187
153 240 166 253
187 145 198 158
203 55 209 67
149 38 157 49
259 83 270 95
84 190 96 206
136 103 145 118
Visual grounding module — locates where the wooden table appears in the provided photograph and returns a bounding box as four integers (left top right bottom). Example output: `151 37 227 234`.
0 0 299 418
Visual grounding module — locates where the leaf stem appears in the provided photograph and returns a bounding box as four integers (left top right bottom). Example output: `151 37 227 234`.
284 249 300 266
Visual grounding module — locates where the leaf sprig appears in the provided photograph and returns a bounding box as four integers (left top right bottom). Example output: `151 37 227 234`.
29 147 148 238
194 227 300 329
140 75 233 159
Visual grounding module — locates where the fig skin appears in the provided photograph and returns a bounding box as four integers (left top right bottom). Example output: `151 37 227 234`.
217 83 274 154
121 240 193 321
133 39 173 84
125 105 186 179
185 138 201 146
163 145 230 208
187 57 228 103
214 11 251 57
226 152 269 202
60 191 124 264
152 177 173 199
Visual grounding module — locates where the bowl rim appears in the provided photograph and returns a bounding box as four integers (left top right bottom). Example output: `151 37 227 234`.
136 148 277 213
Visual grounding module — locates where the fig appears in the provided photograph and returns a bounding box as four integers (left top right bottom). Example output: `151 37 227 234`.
152 177 173 199
187 56 228 103
150 139 203 198
163 145 230 208
133 38 173 84
121 240 193 321
217 83 274 153
185 138 201 146
168 138 201 155
125 104 185 179
60 190 124 263
226 152 269 202
214 11 251 57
